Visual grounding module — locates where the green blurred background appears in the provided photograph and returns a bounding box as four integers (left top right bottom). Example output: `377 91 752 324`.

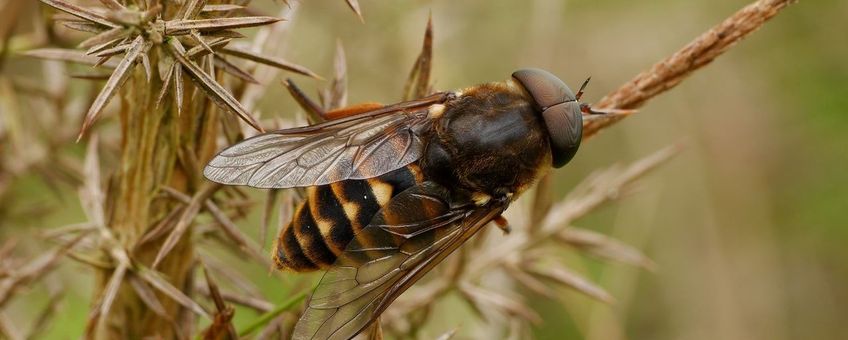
3 0 847 339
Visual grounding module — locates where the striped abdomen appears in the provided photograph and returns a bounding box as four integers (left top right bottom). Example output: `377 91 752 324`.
274 164 425 272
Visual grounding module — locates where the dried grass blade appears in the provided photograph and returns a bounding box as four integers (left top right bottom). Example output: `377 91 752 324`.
202 308 236 339
137 266 211 320
0 312 23 340
458 284 541 324
277 192 294 245
97 262 128 321
202 4 245 13
155 64 175 109
558 227 657 271
139 3 163 23
97 0 124 10
282 79 325 123
435 328 459 340
25 288 64 339
0 239 16 260
165 17 281 35
39 0 118 28
65 251 112 269
204 54 216 85
61 20 104 33
204 30 245 39
127 274 182 338
77 36 145 141
505 264 556 298
161 186 266 265
323 40 348 110
456 285 493 323
167 40 263 131
260 189 279 249
140 54 152 82
220 46 321 79
190 30 213 54
93 55 114 68
201 255 264 299
92 42 130 58
173 63 184 116
403 15 433 101
0 232 84 308
529 175 553 233
85 39 124 58
151 197 202 269
617 142 684 182
529 265 615 304
205 199 268 265
79 27 126 49
36 220 80 238
151 184 219 269
137 206 183 247
23 48 120 68
344 0 364 22
215 56 260 84
79 134 104 230
367 318 383 340
542 143 683 232
196 284 273 313
182 0 208 20
201 262 238 340
186 37 232 58
127 274 170 319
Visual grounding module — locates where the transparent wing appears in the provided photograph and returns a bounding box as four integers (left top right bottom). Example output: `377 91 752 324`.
203 95 445 188
291 182 505 340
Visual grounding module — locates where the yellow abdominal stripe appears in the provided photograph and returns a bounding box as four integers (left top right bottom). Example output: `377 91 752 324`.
366 179 394 207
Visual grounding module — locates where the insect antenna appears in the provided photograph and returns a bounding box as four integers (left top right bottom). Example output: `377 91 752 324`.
572 76 635 116
575 76 591 101
581 103 637 117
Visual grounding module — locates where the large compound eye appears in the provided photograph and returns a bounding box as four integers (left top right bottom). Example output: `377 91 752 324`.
512 68 575 109
543 101 583 168
512 68 583 168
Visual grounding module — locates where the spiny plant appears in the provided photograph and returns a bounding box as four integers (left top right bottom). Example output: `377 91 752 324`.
24 0 324 338
0 0 796 339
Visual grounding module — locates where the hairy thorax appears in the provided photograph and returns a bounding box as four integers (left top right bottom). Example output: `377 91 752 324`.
422 82 552 204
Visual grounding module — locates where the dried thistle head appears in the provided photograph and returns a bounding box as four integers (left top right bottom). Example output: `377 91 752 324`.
31 0 323 140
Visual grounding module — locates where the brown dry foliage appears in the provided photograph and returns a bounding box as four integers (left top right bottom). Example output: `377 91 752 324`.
0 0 796 339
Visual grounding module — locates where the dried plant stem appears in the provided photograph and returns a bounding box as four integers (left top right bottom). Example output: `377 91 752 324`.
0 311 23 340
95 52 219 339
0 0 25 73
584 0 797 138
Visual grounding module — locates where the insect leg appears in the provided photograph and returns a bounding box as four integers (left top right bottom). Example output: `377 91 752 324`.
284 78 385 122
494 214 511 235
323 102 385 121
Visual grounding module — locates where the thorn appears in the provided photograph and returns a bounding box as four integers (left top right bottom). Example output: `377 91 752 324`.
282 78 325 122
345 0 364 23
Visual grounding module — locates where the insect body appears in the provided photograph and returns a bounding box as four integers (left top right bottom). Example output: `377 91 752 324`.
276 164 425 271
204 68 590 340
